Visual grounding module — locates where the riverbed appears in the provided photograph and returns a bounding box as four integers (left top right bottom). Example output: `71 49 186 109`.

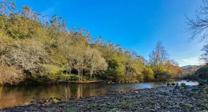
0 80 198 109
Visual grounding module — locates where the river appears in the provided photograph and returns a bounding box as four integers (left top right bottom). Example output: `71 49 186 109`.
0 80 198 109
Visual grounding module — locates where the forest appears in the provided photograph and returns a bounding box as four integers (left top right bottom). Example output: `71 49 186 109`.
2 0 208 112
0 0 182 86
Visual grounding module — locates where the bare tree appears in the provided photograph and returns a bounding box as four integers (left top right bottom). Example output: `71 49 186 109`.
149 42 168 66
188 0 208 63
188 0 208 40
201 44 208 64
0 0 16 15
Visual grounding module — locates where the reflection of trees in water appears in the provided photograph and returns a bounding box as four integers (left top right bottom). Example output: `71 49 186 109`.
72 84 107 99
0 83 164 108
0 87 32 109
0 84 107 108
0 81 196 108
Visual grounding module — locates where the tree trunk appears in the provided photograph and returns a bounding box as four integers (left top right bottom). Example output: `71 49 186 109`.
78 69 81 81
90 66 94 79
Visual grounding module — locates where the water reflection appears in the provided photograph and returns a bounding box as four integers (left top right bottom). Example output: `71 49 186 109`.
176 80 199 86
0 84 108 109
110 82 165 92
0 80 198 109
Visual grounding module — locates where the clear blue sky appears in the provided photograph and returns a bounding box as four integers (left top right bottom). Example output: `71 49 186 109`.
16 0 204 66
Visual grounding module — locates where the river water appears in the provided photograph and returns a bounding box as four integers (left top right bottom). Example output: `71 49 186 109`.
0 80 198 109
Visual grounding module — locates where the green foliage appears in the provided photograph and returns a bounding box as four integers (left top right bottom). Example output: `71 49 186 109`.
53 74 80 82
0 1 182 85
31 64 80 82
149 42 182 81
41 64 62 76
96 44 146 83
1 15 42 39
143 67 155 81
0 39 48 74
67 74 80 81
186 65 208 84
0 64 24 85
195 65 208 79
151 66 171 81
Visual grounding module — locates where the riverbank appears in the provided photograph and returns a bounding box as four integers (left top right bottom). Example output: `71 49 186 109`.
2 85 208 112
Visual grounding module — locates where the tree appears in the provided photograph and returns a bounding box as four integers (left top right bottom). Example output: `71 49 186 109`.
163 60 182 78
0 0 16 15
0 0 162 85
143 67 154 81
22 6 32 18
94 41 146 83
0 39 48 74
0 64 24 85
188 0 208 64
201 44 208 64
188 0 208 40
85 48 107 79
49 16 66 34
5 14 42 39
149 42 181 81
149 42 168 66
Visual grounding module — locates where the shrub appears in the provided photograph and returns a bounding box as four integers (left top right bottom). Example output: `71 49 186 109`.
68 74 80 81
5 15 42 39
34 65 81 82
0 1 183 84
50 74 79 82
37 64 63 81
155 71 171 81
195 65 208 79
60 74 80 81
0 64 24 85
152 66 172 81
143 67 155 81
0 39 48 74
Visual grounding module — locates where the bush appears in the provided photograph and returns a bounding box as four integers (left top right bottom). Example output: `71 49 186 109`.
152 66 172 81
143 67 155 81
195 65 208 79
68 74 80 81
5 15 42 39
37 64 63 81
0 64 24 85
155 71 171 81
0 2 182 85
32 64 80 82
57 74 80 81
0 39 48 74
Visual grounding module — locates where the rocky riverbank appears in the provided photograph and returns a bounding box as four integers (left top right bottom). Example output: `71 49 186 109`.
1 85 208 112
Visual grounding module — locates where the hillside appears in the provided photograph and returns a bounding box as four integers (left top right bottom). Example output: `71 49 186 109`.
0 1 182 85
182 65 201 75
